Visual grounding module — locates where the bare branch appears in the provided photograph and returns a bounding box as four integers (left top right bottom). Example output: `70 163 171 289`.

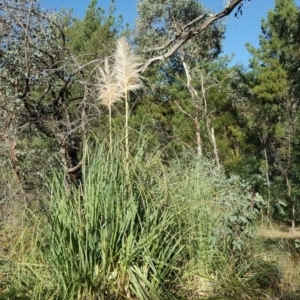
141 13 207 54
174 100 192 118
68 160 83 173
139 0 243 73
143 39 175 54
182 13 207 31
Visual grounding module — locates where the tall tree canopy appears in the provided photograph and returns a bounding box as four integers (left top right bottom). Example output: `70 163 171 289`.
135 0 246 72
245 0 300 224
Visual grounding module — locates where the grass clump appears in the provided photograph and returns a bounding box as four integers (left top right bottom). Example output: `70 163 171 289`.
160 155 275 299
44 140 182 299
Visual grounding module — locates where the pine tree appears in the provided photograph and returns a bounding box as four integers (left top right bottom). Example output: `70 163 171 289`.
246 0 300 226
66 0 120 61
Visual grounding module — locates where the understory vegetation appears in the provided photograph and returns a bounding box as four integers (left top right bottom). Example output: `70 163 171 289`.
1 0 300 299
0 136 291 300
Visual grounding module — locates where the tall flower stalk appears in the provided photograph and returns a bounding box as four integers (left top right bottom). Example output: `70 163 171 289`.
97 57 121 149
113 37 143 160
96 38 143 158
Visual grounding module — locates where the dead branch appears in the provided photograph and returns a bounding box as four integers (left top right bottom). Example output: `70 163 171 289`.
68 160 83 173
139 0 243 73
174 100 192 118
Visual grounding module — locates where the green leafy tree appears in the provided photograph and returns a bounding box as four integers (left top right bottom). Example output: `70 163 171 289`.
134 0 247 72
65 0 120 62
246 0 300 226
131 0 227 158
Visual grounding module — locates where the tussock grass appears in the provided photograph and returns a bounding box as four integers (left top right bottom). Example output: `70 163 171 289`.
2 136 297 299
164 157 275 299
45 139 182 299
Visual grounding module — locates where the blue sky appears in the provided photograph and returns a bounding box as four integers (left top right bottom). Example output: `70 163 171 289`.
42 0 300 66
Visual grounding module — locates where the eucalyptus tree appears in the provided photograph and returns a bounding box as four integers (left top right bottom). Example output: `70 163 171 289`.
136 0 247 73
134 0 228 159
0 0 73 189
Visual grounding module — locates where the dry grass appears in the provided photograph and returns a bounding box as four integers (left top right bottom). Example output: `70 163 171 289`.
257 225 300 239
113 37 144 159
260 245 300 298
113 37 143 94
97 57 122 108
0 173 28 257
255 223 300 299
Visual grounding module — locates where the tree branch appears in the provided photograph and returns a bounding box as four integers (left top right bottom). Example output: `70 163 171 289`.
174 100 192 118
68 160 83 173
139 0 243 73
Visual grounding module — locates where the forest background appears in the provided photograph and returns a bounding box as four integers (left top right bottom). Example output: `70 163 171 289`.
1 0 300 299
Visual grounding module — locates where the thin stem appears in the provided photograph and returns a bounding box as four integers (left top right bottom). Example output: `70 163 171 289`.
125 88 129 161
109 105 112 153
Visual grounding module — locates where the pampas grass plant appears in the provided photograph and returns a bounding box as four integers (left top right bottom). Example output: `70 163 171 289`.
97 57 122 149
44 138 182 299
96 38 143 157
113 37 143 160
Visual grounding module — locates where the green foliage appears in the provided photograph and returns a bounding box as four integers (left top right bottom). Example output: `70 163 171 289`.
65 0 120 61
247 25 289 101
244 0 300 224
3 0 300 298
268 0 300 95
45 139 182 299
1 133 273 299
135 0 224 60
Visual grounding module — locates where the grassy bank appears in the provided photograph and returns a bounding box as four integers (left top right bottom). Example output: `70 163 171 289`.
0 136 299 299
